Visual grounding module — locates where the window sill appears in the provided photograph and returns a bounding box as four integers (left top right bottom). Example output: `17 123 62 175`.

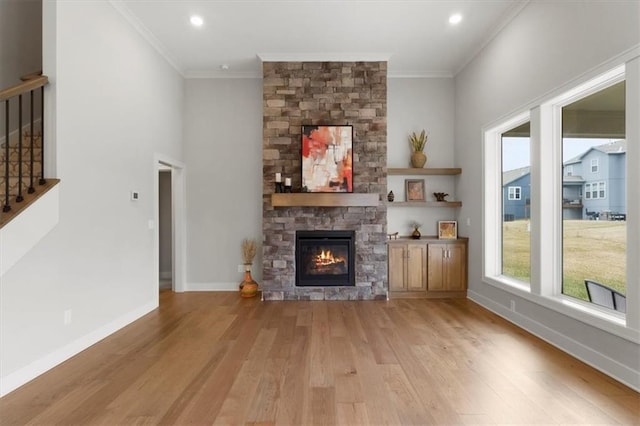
482 276 638 344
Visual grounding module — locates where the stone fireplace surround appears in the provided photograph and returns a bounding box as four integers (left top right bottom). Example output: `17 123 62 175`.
262 61 388 301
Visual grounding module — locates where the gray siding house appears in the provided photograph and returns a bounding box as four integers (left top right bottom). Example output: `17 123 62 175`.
502 166 531 220
563 140 626 220
502 140 626 220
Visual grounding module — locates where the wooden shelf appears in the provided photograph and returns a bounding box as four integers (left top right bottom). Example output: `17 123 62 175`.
387 167 461 175
271 193 379 207
387 201 462 208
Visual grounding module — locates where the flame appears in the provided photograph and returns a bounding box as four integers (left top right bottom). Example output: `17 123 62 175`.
315 250 344 267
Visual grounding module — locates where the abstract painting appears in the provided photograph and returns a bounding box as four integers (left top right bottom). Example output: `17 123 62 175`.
301 125 353 193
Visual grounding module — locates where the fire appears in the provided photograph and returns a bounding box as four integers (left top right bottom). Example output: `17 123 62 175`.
315 250 344 267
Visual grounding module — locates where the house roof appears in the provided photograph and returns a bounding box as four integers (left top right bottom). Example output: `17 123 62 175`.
563 175 585 184
503 166 530 186
563 139 626 165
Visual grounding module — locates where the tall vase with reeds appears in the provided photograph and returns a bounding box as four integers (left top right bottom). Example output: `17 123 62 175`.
239 238 259 297
409 130 428 168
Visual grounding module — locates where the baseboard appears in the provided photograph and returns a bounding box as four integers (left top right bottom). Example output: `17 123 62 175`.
0 300 158 397
468 290 640 392
186 281 238 291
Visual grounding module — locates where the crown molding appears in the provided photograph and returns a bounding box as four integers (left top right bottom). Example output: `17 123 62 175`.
388 71 454 79
108 0 185 77
184 70 262 79
257 53 392 63
454 0 530 76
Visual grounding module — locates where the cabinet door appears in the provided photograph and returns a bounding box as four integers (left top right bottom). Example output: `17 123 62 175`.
427 244 446 291
388 244 407 291
444 243 467 291
406 244 427 291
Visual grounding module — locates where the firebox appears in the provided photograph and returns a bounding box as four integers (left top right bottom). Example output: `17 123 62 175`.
295 230 355 287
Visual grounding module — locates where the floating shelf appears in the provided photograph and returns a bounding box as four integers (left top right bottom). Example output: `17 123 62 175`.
387 167 462 175
387 201 462 208
271 193 379 207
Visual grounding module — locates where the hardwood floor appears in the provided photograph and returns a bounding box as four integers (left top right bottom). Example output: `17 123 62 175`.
1 291 638 425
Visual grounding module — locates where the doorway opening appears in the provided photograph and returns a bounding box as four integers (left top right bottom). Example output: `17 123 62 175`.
159 167 172 290
154 156 186 296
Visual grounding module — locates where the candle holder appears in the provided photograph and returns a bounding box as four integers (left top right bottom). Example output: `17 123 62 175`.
284 184 292 193
275 182 284 193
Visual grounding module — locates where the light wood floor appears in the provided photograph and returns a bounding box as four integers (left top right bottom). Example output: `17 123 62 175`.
1 291 638 425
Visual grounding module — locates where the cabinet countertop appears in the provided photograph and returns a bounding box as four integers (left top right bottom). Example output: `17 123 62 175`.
387 236 469 244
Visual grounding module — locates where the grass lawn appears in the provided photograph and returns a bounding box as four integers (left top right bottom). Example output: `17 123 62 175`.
503 219 626 301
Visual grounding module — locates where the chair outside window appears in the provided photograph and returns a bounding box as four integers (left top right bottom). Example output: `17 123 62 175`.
585 280 626 313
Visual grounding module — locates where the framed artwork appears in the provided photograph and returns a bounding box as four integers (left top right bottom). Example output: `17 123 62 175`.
438 220 458 239
301 125 353 193
405 179 425 202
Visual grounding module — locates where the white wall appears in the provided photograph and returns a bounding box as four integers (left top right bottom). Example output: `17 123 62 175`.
183 78 263 290
183 77 455 288
455 1 639 387
387 77 457 237
0 0 183 395
0 0 41 89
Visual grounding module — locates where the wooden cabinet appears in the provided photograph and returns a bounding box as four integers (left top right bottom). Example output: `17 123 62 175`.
388 238 467 299
389 243 427 292
427 242 467 294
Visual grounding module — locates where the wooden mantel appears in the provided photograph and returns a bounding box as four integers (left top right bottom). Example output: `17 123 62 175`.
271 193 379 207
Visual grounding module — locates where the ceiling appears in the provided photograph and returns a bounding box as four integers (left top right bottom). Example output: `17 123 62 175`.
112 0 527 78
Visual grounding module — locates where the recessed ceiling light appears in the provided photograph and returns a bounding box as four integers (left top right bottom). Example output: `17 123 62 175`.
449 14 462 25
190 15 204 27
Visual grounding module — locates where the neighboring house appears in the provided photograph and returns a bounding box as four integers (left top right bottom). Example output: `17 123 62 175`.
502 140 626 220
502 166 530 220
563 140 626 220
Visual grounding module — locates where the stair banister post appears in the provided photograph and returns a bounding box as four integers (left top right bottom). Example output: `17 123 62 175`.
28 89 35 194
16 94 23 202
3 100 10 212
39 85 45 185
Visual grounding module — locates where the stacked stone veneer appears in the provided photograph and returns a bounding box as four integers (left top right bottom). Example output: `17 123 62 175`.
262 61 388 301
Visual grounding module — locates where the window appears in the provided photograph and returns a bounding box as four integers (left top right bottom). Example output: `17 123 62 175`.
508 186 521 200
562 81 625 304
499 120 531 285
484 63 634 332
584 181 607 200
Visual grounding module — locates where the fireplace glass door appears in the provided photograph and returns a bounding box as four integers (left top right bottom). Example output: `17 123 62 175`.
296 231 355 287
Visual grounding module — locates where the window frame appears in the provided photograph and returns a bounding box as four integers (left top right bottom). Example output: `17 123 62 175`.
565 165 573 176
508 186 522 200
591 158 599 173
483 62 637 341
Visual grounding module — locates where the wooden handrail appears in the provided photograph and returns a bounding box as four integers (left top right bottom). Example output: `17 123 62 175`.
0 75 48 102
20 70 43 81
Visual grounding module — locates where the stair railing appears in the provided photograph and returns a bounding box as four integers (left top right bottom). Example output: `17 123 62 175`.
0 75 48 213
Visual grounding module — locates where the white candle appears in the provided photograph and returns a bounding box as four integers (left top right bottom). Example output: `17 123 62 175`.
285 177 292 186
275 173 282 183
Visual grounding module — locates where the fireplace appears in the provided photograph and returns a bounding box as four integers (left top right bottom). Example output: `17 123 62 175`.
296 230 355 287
